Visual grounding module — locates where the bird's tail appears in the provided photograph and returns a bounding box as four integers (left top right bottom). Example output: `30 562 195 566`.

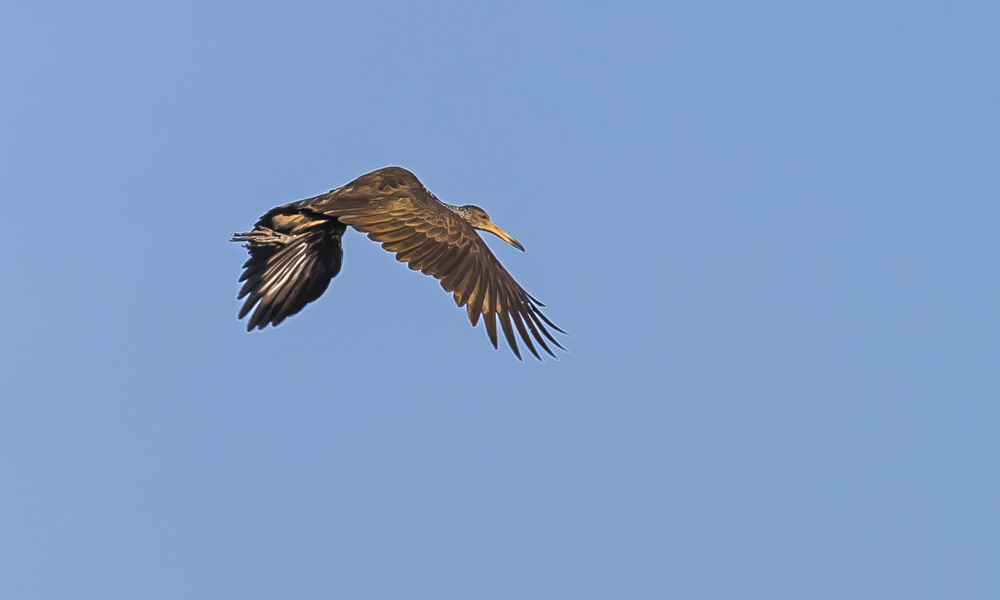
231 226 343 330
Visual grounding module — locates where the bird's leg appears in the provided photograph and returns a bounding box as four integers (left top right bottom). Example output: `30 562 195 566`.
230 227 293 247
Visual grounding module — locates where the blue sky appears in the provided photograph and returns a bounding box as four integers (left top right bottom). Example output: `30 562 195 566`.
1 1 998 598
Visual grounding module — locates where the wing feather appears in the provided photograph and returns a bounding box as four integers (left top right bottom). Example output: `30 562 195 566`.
408 242 450 272
442 254 475 292
507 303 540 360
401 239 444 269
463 264 484 326
481 278 498 349
391 235 434 261
497 296 520 360
521 306 555 358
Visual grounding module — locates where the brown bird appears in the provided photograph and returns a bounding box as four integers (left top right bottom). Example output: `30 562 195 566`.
232 166 566 360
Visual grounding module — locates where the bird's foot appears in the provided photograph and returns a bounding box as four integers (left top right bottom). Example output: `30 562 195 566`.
230 227 292 246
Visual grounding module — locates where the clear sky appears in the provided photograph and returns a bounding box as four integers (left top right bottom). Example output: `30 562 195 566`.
2 1 998 598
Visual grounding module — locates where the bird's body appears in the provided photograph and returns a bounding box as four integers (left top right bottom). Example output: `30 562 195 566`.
232 166 565 360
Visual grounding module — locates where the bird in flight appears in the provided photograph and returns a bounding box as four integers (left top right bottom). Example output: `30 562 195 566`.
231 166 566 360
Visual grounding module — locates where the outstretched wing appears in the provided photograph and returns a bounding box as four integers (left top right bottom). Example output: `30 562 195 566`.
305 179 565 360
233 213 344 331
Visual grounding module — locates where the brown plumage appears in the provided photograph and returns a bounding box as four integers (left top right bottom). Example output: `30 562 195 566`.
231 166 566 360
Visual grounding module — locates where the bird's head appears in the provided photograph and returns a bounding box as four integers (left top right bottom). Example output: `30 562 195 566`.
459 205 525 251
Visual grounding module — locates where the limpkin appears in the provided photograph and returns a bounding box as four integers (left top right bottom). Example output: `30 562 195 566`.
231 166 566 360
